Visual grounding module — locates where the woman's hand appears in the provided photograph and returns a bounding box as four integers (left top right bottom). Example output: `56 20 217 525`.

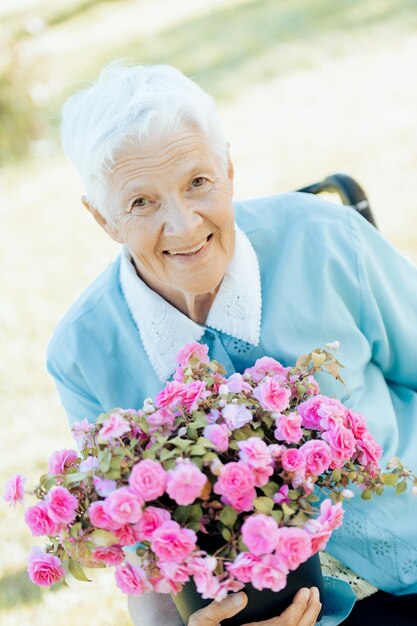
188 587 322 626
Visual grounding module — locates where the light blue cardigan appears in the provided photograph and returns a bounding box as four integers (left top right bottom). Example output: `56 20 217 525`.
47 192 417 616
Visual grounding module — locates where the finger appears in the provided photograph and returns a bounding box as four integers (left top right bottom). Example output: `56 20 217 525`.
242 588 311 626
188 592 248 626
298 587 322 626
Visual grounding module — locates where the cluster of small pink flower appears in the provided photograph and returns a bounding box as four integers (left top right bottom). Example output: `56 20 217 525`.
4 341 415 600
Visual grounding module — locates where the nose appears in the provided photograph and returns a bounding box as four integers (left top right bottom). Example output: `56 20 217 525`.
162 196 203 238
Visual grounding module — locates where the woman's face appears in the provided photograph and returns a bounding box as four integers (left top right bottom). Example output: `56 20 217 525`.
103 126 235 302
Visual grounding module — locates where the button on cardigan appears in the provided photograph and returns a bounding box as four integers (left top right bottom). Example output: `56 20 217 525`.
47 192 417 616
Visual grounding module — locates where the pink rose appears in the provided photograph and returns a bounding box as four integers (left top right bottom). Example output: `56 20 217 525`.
158 560 190 584
3 474 26 507
274 412 304 444
79 456 99 473
252 465 274 488
194 569 222 600
357 431 383 466
176 342 209 367
155 381 186 410
238 437 273 468
253 378 291 412
135 506 171 542
27 547 65 586
222 404 253 430
181 380 210 412
226 552 262 583
304 519 332 552
345 409 367 439
114 524 141 546
322 423 356 467
115 562 152 595
48 449 78 475
151 520 197 563
92 545 124 566
317 398 347 431
151 576 182 594
241 514 280 556
166 460 207 506
93 475 117 497
46 486 78 524
203 424 229 452
213 462 256 513
225 373 252 394
300 440 332 475
89 501 121 531
99 412 131 440
103 487 143 525
251 554 288 592
146 408 176 434
245 357 287 382
298 395 333 430
268 444 285 461
71 418 93 446
129 459 167 501
25 502 59 536
276 527 312 571
317 499 344 531
280 447 306 473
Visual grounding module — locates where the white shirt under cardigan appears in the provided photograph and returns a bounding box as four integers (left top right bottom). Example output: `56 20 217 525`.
47 192 417 623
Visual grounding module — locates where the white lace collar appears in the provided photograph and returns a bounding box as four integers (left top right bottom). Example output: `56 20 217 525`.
119 225 261 381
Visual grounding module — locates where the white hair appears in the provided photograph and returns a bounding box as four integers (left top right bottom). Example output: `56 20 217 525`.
61 63 228 218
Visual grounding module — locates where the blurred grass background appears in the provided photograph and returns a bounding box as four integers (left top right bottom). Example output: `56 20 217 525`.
1 1 417 624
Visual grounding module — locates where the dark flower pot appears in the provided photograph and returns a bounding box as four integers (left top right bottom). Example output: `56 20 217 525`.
172 553 324 626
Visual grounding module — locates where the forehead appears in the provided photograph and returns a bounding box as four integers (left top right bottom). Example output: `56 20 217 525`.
110 126 224 183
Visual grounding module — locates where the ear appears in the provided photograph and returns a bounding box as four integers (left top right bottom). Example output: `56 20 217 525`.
81 196 123 244
227 156 234 195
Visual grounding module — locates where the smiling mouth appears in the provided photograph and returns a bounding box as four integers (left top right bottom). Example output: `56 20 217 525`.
163 234 213 257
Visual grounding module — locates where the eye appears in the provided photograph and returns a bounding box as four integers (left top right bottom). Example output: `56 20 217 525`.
191 176 207 188
131 197 148 210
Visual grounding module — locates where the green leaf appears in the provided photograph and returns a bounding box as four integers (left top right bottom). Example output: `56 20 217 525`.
381 473 398 486
253 496 274 515
188 414 208 430
138 417 149 434
99 450 112 473
190 445 206 456
159 448 177 462
271 510 283 524
202 452 218 464
39 473 58 489
260 481 279 498
173 506 192 524
68 559 91 582
110 456 122 470
170 437 192 450
331 469 342 482
396 480 407 495
288 490 300 501
104 469 121 480
164 459 177 470
221 528 232 541
219 506 238 528
360 489 373 501
64 472 87 485
69 523 82 539
281 503 295 517
197 437 215 449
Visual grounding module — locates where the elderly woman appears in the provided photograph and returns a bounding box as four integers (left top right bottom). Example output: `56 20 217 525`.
47 63 417 625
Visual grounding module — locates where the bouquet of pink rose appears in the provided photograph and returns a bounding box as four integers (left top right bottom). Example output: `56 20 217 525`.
4 342 417 610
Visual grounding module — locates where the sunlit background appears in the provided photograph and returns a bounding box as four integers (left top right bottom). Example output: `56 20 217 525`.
1 1 417 624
